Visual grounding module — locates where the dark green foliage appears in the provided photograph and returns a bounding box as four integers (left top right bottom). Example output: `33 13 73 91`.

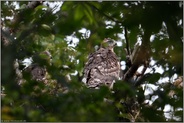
1 1 183 122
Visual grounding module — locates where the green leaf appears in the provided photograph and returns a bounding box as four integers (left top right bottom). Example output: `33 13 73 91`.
41 24 52 31
74 5 84 21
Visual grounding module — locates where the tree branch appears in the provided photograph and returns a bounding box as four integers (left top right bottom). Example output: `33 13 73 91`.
1 1 43 46
124 29 151 83
86 2 123 24
124 26 130 56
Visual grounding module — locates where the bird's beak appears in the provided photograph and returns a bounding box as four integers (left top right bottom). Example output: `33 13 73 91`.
103 38 108 43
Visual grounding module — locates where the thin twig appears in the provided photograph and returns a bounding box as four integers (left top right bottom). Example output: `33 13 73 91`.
124 26 130 56
86 2 123 24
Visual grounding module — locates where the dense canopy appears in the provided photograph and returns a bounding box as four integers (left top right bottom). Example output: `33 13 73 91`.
1 1 183 122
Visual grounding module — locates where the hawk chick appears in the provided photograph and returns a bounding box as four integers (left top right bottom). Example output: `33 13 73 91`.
83 38 121 89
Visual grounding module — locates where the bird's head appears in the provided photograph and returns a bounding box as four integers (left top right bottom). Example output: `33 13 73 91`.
101 38 117 51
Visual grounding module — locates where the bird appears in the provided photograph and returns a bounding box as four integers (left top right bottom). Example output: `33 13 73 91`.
82 38 121 89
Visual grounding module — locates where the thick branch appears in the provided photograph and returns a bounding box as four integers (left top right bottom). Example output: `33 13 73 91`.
124 29 151 83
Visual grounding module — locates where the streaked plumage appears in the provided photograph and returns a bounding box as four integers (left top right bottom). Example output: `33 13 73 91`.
83 38 121 89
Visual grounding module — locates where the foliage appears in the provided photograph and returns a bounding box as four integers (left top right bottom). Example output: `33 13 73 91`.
1 1 183 122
